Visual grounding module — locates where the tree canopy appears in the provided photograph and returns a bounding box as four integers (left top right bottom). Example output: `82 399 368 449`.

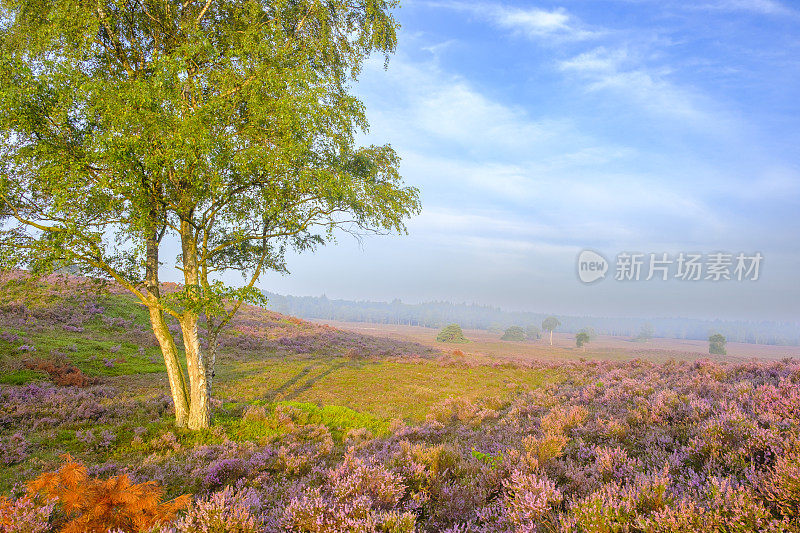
500 326 526 342
542 316 560 346
636 323 655 342
436 324 467 344
709 333 727 355
0 0 419 429
576 331 590 350
525 324 541 341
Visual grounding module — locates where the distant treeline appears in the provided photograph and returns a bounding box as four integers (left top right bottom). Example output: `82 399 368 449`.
263 292 800 346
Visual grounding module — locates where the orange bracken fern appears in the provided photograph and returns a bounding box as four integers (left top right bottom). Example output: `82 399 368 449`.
26 454 190 533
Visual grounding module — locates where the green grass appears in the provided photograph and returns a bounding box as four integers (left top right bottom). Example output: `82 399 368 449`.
0 328 167 378
219 400 389 443
217 357 560 421
0 368 47 384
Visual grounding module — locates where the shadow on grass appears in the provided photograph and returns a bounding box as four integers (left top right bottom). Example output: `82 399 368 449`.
263 360 355 402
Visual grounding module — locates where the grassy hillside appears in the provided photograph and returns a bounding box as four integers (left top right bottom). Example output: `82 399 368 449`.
0 272 557 489
0 272 556 420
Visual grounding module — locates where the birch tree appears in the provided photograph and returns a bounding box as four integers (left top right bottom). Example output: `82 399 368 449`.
0 0 419 429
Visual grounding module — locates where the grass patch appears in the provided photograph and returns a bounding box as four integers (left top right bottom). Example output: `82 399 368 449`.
0 368 47 384
217 357 561 421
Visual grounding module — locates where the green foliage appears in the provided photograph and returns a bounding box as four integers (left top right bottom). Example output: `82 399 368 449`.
226 401 387 443
0 0 419 295
525 324 541 340
542 316 560 333
500 326 526 342
436 324 468 344
709 333 727 355
470 448 503 468
0 0 420 428
576 331 590 348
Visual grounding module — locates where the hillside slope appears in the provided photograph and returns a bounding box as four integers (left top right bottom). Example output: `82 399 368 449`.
0 271 439 388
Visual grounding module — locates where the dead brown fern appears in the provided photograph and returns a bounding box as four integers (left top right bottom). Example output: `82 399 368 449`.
23 358 100 387
26 454 190 532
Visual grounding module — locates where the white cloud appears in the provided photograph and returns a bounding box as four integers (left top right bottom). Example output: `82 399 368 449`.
399 151 726 247
558 47 733 127
360 54 582 159
423 1 600 41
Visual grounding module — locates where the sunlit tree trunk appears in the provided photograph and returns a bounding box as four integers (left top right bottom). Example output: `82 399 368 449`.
205 325 218 400
181 312 209 430
180 219 211 430
148 307 190 426
549 330 553 346
145 227 190 427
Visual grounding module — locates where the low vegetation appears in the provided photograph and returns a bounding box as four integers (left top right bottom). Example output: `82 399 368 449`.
500 326 526 342
2 274 800 531
435 324 468 344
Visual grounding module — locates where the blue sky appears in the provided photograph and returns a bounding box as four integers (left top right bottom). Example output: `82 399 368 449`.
256 0 800 322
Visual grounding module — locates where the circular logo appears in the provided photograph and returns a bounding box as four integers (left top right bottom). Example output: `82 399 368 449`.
577 250 608 284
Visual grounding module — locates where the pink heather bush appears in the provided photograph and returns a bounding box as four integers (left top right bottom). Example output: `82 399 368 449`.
501 469 562 528
758 448 800 519
328 452 407 509
0 496 55 533
0 432 29 466
283 451 413 532
171 486 261 533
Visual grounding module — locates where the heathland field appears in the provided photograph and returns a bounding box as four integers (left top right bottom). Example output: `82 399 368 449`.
322 320 800 363
2 273 800 531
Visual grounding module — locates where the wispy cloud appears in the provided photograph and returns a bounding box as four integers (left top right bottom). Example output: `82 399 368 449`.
558 47 734 128
696 0 796 16
423 1 601 41
361 53 582 159
358 49 734 248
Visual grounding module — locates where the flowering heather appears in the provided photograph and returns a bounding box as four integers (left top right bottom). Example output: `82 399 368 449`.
1 358 800 531
172 486 261 533
0 495 55 533
0 331 20 343
0 433 29 466
3 272 800 531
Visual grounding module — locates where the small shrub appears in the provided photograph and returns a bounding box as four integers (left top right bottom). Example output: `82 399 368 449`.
0 495 55 533
0 432 29 465
175 486 261 533
759 450 800 519
500 326 526 341
436 324 468 343
502 469 562 528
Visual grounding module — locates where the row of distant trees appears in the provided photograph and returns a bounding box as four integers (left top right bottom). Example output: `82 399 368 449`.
445 320 730 356
265 293 800 346
491 316 563 346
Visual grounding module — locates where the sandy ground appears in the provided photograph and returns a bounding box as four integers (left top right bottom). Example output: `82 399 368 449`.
312 320 800 363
